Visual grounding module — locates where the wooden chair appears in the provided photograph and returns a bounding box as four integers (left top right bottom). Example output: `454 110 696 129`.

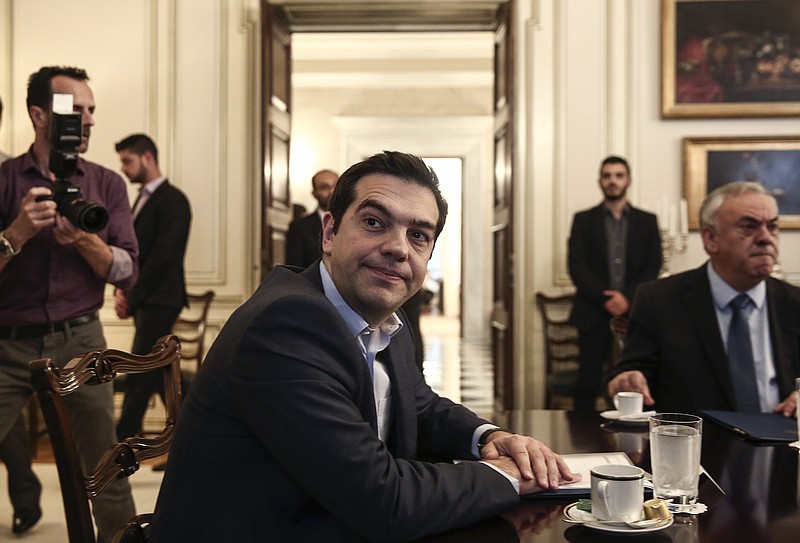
609 315 628 362
30 335 182 543
173 290 215 370
535 292 580 409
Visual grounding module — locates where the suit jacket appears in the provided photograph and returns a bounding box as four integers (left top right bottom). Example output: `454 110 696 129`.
126 180 191 311
151 263 518 543
607 264 800 413
286 210 323 268
567 203 662 330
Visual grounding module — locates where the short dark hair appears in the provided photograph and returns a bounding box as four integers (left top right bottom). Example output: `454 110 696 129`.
328 151 448 240
115 133 159 164
0 96 3 119
27 66 90 111
600 155 630 176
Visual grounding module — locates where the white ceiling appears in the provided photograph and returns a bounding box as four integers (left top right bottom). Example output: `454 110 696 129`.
292 32 494 88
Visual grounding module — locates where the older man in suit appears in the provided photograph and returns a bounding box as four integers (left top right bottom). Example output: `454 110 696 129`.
285 168 338 268
113 133 192 440
150 151 579 542
567 156 662 411
608 181 799 417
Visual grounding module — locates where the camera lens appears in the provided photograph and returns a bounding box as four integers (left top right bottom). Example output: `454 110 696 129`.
76 203 109 233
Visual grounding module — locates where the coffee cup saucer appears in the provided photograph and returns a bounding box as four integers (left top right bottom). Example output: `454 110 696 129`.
563 502 673 535
600 410 656 425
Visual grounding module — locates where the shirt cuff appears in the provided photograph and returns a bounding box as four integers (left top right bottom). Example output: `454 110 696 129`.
471 423 499 458
480 461 520 494
108 246 134 284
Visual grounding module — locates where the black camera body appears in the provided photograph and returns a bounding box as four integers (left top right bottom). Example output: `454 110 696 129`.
37 111 109 233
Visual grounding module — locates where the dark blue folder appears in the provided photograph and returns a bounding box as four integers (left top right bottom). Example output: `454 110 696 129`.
701 410 798 443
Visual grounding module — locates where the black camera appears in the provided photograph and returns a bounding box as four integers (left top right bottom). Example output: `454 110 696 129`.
36 111 109 233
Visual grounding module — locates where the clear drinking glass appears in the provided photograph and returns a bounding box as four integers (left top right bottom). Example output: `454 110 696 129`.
795 377 800 444
649 413 703 505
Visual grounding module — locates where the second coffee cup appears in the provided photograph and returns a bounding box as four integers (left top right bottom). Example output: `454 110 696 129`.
614 391 643 417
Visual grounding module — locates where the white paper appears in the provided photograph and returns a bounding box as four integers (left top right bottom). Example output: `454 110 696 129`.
559 451 652 491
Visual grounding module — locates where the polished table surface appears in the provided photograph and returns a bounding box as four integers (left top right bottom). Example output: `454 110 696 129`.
416 410 800 543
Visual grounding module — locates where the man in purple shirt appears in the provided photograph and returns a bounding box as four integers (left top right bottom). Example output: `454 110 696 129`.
0 66 138 541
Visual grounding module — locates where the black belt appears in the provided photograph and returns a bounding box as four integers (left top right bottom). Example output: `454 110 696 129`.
0 313 99 340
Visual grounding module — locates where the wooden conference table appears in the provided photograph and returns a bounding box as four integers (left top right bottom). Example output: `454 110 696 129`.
416 410 800 543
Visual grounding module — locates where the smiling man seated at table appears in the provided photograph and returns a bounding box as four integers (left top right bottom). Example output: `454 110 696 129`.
607 182 799 417
150 151 579 542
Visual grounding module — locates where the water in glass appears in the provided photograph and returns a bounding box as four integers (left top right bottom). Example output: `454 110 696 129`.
650 424 702 504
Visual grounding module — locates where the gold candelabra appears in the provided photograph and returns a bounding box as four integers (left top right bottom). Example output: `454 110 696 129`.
659 228 688 278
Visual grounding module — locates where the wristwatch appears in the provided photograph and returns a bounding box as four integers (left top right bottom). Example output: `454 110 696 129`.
0 230 20 258
477 427 508 451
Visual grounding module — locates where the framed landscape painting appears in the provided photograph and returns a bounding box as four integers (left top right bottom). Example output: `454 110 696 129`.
683 136 800 230
662 0 800 118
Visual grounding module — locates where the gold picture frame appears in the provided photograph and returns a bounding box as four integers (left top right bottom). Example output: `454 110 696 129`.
662 0 800 118
683 136 800 230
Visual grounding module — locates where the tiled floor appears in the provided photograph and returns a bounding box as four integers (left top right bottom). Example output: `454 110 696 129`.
421 314 494 415
0 314 492 541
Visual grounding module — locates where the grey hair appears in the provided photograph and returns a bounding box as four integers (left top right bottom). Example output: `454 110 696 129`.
699 181 775 227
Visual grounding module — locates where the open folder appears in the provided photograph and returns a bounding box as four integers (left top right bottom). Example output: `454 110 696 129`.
523 451 654 499
701 410 798 443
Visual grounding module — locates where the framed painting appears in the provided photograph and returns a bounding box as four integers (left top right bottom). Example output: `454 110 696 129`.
683 136 800 230
662 0 800 118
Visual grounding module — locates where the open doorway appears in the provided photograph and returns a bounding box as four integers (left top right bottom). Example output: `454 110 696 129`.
262 0 517 409
423 157 462 318
290 32 495 345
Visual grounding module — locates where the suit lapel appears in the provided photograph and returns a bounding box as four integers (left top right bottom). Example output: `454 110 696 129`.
765 279 797 398
625 207 646 272
680 266 736 406
590 205 609 263
382 326 418 458
300 263 381 435
134 180 169 226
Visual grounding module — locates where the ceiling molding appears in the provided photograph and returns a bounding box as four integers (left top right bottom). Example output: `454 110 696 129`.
269 1 507 32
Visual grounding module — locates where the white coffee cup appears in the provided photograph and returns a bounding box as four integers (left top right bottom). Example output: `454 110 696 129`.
591 464 645 521
614 391 644 417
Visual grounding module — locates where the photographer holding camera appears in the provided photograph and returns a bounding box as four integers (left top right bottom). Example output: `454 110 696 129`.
0 66 138 540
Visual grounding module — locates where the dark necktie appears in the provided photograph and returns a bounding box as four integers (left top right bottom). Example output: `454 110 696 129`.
727 294 761 412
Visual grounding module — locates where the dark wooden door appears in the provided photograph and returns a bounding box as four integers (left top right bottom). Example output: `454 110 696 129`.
491 0 515 411
260 1 292 279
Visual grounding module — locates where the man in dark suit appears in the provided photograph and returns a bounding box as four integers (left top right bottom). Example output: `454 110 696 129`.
608 181 799 417
113 133 192 440
285 168 338 268
567 156 662 411
150 151 579 542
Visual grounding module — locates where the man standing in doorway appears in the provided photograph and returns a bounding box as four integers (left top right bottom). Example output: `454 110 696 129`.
567 155 662 412
285 169 338 268
114 133 191 441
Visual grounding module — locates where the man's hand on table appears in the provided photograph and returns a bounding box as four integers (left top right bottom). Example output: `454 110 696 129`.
480 431 581 492
773 391 798 418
